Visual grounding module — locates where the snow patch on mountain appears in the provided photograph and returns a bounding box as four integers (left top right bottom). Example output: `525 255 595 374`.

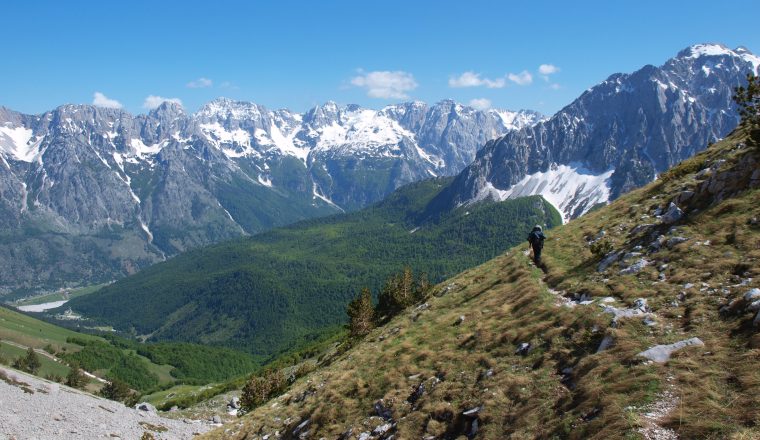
130 138 163 157
313 108 415 156
491 110 547 131
686 43 760 73
470 163 614 223
0 125 36 162
267 122 309 162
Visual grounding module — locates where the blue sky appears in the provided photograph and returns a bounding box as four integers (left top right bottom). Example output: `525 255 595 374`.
2 0 759 116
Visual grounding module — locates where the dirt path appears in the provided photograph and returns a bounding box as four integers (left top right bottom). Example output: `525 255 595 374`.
524 251 680 439
3 340 59 361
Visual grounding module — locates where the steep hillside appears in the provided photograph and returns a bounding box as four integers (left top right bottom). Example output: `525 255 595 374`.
206 126 760 439
64 180 561 357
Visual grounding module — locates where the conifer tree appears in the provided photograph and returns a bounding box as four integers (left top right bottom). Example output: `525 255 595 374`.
13 347 41 374
66 361 88 389
347 287 375 337
734 73 760 126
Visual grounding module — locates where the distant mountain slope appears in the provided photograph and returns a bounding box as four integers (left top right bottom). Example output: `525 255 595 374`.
440 43 760 221
63 181 561 357
0 100 541 293
204 124 760 439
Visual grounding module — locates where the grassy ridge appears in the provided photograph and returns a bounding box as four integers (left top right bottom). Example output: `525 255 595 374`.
67 177 561 356
205 126 760 439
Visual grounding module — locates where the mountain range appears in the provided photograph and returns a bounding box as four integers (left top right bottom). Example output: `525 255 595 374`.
438 43 760 221
0 100 541 293
1 43 757 294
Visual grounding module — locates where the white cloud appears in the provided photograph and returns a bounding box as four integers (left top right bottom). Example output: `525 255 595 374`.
468 98 492 110
186 77 213 88
143 95 183 110
350 70 418 99
538 64 560 75
92 92 123 109
550 83 561 90
449 72 505 89
508 71 533 86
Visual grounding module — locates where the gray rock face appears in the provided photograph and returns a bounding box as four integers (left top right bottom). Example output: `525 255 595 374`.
660 202 684 224
0 99 541 292
440 43 760 221
637 337 705 363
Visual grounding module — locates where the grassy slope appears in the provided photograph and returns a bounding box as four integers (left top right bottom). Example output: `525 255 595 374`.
205 126 760 439
0 305 261 394
67 177 561 357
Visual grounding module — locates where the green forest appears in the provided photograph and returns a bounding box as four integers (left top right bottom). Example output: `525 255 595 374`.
66 178 561 358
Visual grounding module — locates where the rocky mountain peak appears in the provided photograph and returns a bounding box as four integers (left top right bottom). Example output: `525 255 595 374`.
440 43 757 222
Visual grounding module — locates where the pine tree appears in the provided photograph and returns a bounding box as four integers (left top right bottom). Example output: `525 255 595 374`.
347 288 375 337
415 272 431 302
397 267 415 307
13 347 41 374
734 73 760 126
66 361 88 389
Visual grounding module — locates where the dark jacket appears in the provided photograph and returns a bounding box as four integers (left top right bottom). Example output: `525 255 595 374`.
527 229 546 249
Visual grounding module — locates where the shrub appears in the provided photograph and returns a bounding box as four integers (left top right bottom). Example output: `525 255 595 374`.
100 377 139 405
589 240 613 260
12 348 41 375
239 369 288 414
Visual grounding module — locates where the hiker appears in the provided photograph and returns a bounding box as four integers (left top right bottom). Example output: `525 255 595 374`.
527 225 546 265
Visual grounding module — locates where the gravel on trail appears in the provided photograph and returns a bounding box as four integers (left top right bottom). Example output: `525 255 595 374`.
1 366 213 439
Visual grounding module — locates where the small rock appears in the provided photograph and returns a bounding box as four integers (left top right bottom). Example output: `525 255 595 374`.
455 315 465 325
661 202 683 224
292 418 310 436
211 415 222 424
358 432 371 440
228 396 240 409
676 190 695 204
620 258 649 275
643 316 657 326
134 402 157 413
373 423 393 435
634 298 649 312
744 288 760 302
596 335 615 352
597 251 623 272
407 383 425 404
374 400 393 421
638 337 705 363
515 342 531 356
477 369 494 382
462 406 481 417
666 236 689 248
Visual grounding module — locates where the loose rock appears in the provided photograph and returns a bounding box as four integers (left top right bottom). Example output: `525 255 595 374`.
638 338 705 363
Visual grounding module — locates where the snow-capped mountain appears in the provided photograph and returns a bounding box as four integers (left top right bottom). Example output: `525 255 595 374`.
440 43 760 221
0 99 541 291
